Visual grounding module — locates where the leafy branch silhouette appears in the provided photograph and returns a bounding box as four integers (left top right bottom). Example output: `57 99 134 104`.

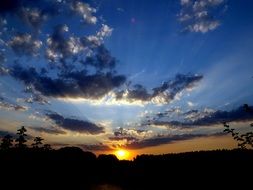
223 104 253 149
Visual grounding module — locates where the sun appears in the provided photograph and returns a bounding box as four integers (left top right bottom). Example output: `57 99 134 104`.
114 149 130 160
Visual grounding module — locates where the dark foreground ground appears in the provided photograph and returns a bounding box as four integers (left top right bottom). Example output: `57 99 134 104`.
1 148 253 189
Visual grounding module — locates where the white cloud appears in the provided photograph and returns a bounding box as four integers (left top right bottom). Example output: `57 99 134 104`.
181 0 191 5
178 0 225 33
188 20 220 33
8 33 42 56
71 1 97 24
87 24 113 46
187 101 195 107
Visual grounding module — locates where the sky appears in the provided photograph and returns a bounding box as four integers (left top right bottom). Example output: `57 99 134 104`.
0 0 253 158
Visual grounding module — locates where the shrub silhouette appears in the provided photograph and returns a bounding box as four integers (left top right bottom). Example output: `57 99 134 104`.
43 144 52 151
15 126 28 149
0 135 13 150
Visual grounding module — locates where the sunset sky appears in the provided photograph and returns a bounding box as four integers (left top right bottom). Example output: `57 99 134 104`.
0 0 253 159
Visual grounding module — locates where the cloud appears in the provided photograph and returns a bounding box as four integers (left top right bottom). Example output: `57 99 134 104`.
125 133 223 149
18 7 48 29
46 112 104 135
180 105 253 126
8 33 42 56
178 0 226 33
0 96 28 111
79 44 117 70
187 101 195 107
109 127 153 143
23 85 50 105
10 64 126 100
71 1 97 24
116 74 203 104
0 66 8 75
45 24 114 66
0 0 60 23
45 24 83 62
24 94 50 105
146 105 253 128
79 143 112 151
29 126 66 135
86 24 113 46
0 128 34 140
0 130 17 138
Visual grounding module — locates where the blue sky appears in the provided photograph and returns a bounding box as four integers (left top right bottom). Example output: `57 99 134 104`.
0 0 253 155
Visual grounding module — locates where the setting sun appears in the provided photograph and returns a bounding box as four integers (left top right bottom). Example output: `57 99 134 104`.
114 149 130 160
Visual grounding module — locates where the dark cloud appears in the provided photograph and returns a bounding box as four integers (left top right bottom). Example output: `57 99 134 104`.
46 24 82 62
18 7 48 29
29 127 66 135
152 73 203 101
147 105 253 128
178 0 226 33
0 0 60 31
116 74 203 104
0 129 33 139
0 130 17 138
0 96 28 111
46 24 114 69
86 45 116 70
8 33 42 56
125 133 223 149
10 65 126 99
46 112 104 135
109 136 137 142
79 143 112 151
181 105 253 126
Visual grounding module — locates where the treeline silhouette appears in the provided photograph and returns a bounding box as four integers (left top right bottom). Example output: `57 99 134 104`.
1 127 253 189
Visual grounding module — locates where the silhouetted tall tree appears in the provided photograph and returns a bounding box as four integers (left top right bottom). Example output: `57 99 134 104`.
15 126 27 149
32 136 44 149
0 135 13 150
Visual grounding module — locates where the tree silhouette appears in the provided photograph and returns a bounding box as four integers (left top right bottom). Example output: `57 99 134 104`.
0 135 13 150
15 126 27 149
32 136 44 149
